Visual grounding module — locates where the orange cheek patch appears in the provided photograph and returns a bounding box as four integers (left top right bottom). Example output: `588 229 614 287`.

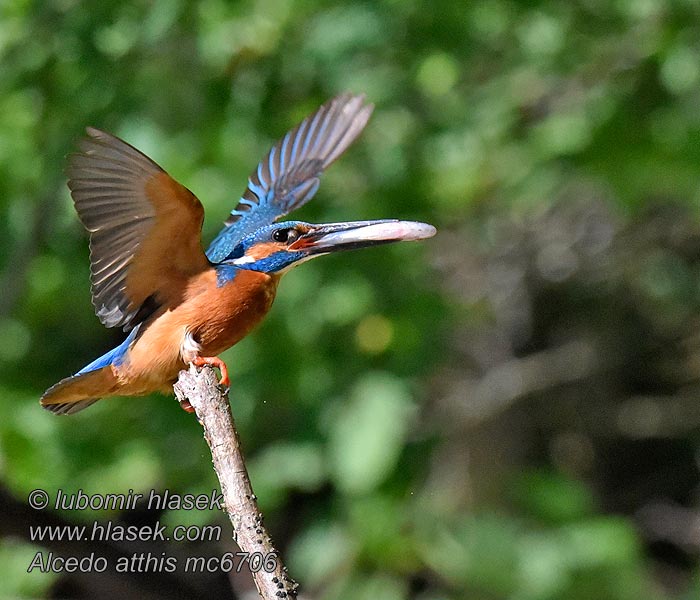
246 242 284 260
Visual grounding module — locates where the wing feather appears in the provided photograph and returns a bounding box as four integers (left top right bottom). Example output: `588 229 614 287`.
206 93 374 262
68 128 209 331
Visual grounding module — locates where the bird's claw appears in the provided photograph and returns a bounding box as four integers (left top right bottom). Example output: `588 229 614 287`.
178 397 196 413
191 355 230 387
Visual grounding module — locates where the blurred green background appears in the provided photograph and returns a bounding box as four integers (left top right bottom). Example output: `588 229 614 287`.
2 0 700 598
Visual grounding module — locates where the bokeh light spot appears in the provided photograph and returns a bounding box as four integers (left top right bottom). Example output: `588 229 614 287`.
0 318 31 362
416 52 459 97
355 314 393 354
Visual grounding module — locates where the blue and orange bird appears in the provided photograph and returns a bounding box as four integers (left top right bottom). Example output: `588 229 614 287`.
40 94 436 415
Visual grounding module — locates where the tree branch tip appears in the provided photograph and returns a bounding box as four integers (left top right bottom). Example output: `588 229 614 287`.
174 363 295 599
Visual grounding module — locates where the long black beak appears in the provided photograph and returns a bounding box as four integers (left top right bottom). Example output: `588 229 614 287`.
291 219 437 254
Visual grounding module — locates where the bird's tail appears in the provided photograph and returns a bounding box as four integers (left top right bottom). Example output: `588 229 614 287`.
40 366 118 415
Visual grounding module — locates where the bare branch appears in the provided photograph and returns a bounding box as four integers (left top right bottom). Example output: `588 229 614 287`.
174 365 298 600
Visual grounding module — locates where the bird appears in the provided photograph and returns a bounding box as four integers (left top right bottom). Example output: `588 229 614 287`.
40 93 436 415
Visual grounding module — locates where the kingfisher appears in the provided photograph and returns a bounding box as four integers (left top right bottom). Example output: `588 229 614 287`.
40 93 436 415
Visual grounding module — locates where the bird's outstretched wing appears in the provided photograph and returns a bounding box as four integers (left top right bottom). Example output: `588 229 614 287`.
206 93 374 263
69 128 210 331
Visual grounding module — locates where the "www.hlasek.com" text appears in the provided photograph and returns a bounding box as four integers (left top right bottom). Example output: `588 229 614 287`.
30 520 222 543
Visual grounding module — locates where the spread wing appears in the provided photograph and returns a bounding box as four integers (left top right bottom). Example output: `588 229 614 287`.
206 93 374 263
68 128 210 331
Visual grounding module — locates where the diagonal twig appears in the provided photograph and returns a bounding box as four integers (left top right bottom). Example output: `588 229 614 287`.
174 365 298 600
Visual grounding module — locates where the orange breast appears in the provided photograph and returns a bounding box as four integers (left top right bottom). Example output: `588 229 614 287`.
188 268 279 355
117 267 279 392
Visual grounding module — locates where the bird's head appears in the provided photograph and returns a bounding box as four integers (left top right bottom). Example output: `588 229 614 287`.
218 219 436 275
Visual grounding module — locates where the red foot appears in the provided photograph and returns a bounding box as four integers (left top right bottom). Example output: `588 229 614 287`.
191 356 230 387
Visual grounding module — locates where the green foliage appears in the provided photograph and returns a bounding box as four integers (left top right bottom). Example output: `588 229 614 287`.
2 0 700 598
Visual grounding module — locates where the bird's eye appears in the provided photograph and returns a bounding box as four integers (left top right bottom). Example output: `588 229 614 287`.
272 229 289 242
272 228 299 244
